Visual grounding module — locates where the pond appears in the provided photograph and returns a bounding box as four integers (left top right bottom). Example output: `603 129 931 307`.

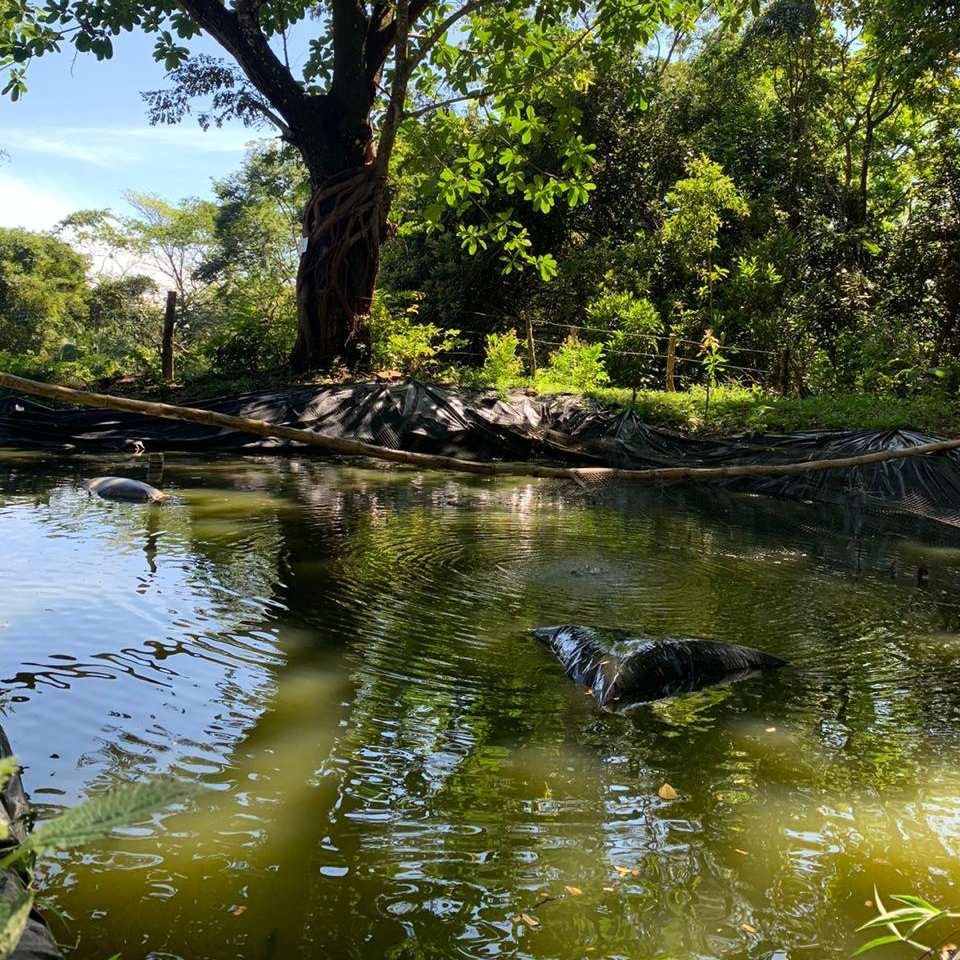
2 451 960 960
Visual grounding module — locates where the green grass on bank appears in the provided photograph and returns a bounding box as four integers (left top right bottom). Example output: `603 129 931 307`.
172 375 958 436
533 382 959 437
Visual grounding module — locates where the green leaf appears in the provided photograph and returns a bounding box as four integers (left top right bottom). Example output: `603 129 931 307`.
851 934 904 956
0 889 34 960
4 779 197 868
890 895 939 912
0 757 19 794
858 908 932 931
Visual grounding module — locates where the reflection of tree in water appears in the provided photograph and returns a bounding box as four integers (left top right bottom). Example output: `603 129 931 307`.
248 483 960 958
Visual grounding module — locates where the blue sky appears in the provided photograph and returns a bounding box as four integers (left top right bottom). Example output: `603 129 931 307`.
0 32 277 231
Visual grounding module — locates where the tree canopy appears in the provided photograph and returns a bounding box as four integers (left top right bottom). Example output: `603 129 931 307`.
1 0 959 408
0 0 750 368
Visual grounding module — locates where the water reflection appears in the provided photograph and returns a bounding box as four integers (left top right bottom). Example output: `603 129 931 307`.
1 453 960 958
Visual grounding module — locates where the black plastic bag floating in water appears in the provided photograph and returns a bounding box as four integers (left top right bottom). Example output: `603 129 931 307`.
532 625 787 710
3 379 960 527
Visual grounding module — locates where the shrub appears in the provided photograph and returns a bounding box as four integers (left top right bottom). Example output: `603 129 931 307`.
480 330 525 388
585 291 663 387
367 292 464 376
537 335 609 392
203 311 295 378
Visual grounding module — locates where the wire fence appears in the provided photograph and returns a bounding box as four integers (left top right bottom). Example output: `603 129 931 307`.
0 294 794 393
437 309 792 393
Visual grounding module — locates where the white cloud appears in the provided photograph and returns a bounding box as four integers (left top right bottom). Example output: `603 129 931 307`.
96 124 264 153
0 172 172 282
1 131 131 167
0 171 75 231
2 124 264 167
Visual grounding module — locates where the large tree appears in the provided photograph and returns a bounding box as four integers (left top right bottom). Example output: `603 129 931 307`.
1 0 746 370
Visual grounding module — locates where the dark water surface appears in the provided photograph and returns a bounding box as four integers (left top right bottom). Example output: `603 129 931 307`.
2 451 960 959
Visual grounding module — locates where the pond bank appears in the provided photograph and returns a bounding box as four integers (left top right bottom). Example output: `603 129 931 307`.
17 366 959 439
0 729 61 959
3 375 960 530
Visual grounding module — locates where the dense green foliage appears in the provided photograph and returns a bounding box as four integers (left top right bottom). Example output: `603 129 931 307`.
1 0 959 423
0 228 88 355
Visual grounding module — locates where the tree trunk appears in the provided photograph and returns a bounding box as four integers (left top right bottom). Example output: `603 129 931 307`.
290 165 390 373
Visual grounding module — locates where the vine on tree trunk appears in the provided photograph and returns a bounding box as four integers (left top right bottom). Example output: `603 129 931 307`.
291 165 391 372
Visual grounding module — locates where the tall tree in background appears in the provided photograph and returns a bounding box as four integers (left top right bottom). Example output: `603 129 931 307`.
0 0 744 370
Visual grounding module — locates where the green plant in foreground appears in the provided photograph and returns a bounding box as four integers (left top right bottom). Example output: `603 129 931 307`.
855 888 960 957
0 759 195 959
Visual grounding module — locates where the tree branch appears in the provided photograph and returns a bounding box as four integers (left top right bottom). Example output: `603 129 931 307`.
404 86 490 118
407 0 496 73
375 0 410 175
366 0 436 91
246 97 292 137
175 0 306 124
330 0 371 107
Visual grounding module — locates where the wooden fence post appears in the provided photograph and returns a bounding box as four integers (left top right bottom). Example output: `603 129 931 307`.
665 333 677 392
526 315 537 379
779 346 791 396
161 291 177 383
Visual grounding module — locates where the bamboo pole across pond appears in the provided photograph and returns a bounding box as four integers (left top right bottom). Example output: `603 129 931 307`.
2 370 960 483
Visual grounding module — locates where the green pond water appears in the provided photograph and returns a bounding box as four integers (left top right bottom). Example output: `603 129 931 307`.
2 451 960 960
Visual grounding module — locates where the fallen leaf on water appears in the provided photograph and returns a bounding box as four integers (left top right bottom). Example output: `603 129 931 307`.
615 866 631 878
519 913 541 928
232 906 247 917
564 886 583 897
734 849 749 856
602 886 616 893
741 923 757 934
631 868 640 878
765 727 777 733
864 899 874 909
658 783 679 800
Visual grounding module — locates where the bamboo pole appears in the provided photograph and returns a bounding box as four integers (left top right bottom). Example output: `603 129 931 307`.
2 371 960 484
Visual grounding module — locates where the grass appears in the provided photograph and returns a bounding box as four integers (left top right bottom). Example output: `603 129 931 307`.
7 353 958 438
531 382 960 437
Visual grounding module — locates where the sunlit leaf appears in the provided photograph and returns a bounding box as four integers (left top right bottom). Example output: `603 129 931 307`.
2 779 197 869
852 934 906 956
0 889 34 960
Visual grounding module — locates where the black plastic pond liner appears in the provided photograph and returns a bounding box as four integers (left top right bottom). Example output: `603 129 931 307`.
0 729 62 960
532 625 787 710
2 378 960 525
